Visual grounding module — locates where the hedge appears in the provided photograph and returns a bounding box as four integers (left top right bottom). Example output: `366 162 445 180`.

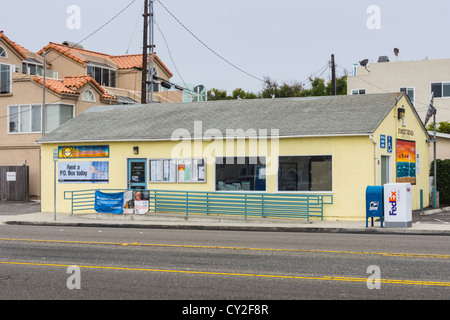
430 159 450 206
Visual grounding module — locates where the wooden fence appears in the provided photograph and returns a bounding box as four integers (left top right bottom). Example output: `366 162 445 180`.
0 166 29 201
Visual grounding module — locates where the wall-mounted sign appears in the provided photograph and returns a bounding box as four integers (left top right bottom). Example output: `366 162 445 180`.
397 128 414 137
387 136 392 153
396 139 416 185
58 161 109 183
6 172 16 182
149 158 206 183
380 135 386 148
58 145 109 158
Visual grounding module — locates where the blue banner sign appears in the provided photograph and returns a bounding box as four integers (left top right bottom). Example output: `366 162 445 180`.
94 190 124 214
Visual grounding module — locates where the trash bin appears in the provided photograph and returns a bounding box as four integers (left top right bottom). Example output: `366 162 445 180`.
366 186 384 227
384 183 412 228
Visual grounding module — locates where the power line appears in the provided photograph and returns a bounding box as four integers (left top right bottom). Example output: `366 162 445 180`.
156 0 264 83
154 20 202 98
71 0 138 56
126 2 145 54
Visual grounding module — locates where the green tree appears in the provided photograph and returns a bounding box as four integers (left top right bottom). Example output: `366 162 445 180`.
206 75 348 101
430 159 450 206
207 88 232 100
426 121 450 134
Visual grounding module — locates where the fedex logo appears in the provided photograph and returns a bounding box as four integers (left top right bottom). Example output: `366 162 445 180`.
388 191 397 216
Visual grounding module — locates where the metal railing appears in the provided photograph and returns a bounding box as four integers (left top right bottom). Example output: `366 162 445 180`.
64 189 333 221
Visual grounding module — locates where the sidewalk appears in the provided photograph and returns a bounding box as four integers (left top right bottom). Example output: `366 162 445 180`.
1 201 450 235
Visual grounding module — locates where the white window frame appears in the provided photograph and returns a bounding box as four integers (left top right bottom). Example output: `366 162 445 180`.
0 63 12 94
351 89 366 95
7 104 42 134
82 89 96 102
22 61 43 76
400 87 415 105
276 155 333 193
44 103 75 133
430 81 450 99
0 46 7 58
87 64 116 87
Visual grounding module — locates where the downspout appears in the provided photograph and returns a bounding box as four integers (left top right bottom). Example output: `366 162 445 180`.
370 135 379 185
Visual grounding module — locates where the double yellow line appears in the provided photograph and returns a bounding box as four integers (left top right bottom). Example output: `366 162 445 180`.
1 237 449 259
1 237 450 287
1 261 450 287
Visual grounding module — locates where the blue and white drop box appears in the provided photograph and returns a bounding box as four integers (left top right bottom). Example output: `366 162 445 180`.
384 183 412 228
366 186 384 227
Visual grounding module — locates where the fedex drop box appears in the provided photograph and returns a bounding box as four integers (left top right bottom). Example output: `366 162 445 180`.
383 183 412 228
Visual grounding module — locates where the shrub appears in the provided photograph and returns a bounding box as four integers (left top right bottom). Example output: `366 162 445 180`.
430 159 450 206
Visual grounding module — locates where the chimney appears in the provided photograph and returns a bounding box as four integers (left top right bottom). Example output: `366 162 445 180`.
394 48 399 61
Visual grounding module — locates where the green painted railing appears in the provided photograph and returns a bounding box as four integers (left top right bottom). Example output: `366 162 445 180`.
64 189 333 221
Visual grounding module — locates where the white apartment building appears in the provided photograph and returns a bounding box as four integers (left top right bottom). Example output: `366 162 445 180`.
348 55 450 124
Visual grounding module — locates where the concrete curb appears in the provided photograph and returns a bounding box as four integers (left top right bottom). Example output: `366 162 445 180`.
420 206 450 215
5 219 450 236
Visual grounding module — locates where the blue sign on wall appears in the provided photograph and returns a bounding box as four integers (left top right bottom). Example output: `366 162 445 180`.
387 136 393 153
94 190 124 214
380 135 386 148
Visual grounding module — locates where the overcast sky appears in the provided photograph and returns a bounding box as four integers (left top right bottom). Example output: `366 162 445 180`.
2 0 450 94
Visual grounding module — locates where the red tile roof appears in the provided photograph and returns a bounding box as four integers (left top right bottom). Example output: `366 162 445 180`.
37 43 88 65
0 31 28 59
33 76 78 95
33 75 117 101
37 42 173 77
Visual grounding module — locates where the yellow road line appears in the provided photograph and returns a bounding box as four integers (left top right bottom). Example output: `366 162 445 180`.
1 261 449 287
1 237 449 259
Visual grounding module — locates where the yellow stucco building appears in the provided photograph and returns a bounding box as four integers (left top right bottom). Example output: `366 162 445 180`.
38 93 430 221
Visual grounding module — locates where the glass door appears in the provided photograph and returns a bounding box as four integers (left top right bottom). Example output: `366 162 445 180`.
381 155 390 185
127 159 147 190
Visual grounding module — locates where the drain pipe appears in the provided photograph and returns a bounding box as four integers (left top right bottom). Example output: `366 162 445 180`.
370 135 379 185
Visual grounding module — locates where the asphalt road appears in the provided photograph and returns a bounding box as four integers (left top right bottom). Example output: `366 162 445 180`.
0 224 449 305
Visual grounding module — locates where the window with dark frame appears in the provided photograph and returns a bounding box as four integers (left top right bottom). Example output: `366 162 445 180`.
0 63 11 94
215 157 266 191
431 82 450 98
278 156 332 192
87 65 116 87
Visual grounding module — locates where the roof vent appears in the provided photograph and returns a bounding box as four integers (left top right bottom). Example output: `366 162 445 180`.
377 56 389 63
62 41 84 49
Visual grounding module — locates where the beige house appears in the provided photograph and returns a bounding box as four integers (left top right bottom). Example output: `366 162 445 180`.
0 31 179 199
37 41 182 104
428 132 450 163
348 56 450 123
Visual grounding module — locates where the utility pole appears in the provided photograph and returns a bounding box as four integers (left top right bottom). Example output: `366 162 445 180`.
141 0 155 104
147 0 155 104
331 54 336 96
42 51 46 135
141 0 149 104
433 111 437 208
